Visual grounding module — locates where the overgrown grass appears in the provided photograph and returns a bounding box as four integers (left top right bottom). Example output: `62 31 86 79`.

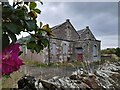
23 59 86 68
2 69 24 88
2 58 120 88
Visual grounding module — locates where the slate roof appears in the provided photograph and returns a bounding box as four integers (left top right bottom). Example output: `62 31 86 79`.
51 19 89 38
52 22 66 30
77 29 86 36
51 19 80 37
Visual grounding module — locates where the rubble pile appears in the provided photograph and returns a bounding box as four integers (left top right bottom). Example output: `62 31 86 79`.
18 62 120 90
95 62 120 89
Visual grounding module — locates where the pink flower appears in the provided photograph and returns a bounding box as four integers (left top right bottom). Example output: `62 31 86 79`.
0 43 24 75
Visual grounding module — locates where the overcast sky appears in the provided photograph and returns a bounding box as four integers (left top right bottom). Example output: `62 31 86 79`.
36 2 118 49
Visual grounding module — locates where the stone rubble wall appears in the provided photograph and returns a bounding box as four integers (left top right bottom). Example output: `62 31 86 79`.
18 62 120 90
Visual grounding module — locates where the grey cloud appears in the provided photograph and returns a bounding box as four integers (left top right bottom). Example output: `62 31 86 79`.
37 2 118 49
64 2 118 17
61 2 118 36
97 35 118 49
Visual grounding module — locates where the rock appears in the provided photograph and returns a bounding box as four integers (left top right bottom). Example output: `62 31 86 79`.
40 77 80 89
69 74 83 80
110 73 120 89
39 79 59 90
72 68 88 76
88 74 100 89
78 82 91 90
49 76 60 82
82 78 92 88
17 62 120 90
94 62 120 89
17 75 37 90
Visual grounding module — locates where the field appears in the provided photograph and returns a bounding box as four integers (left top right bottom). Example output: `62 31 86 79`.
2 59 119 88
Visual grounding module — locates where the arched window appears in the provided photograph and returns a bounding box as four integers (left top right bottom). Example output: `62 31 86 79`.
61 41 69 55
63 43 67 54
93 45 98 57
51 43 56 55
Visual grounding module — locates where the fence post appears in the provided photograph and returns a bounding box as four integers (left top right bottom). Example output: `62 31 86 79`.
48 36 50 65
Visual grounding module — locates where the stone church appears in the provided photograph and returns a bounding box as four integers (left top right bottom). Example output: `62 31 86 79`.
21 19 101 63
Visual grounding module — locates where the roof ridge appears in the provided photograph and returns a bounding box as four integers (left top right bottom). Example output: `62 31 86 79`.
77 28 87 36
51 21 67 30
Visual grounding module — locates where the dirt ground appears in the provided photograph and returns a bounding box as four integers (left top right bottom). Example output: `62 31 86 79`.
2 63 80 88
21 65 77 80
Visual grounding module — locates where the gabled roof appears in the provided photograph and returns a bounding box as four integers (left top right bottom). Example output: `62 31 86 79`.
52 21 66 30
77 29 86 36
77 26 97 40
51 19 80 37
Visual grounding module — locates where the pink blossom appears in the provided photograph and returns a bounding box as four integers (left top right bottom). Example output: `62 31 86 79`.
0 43 24 75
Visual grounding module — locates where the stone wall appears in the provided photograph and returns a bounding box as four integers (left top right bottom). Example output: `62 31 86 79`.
20 20 101 63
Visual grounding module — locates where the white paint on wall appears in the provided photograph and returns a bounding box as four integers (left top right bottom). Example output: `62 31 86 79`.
51 43 57 55
61 41 69 54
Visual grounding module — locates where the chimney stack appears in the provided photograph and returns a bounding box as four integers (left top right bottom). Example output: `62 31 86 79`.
86 26 89 29
66 19 70 22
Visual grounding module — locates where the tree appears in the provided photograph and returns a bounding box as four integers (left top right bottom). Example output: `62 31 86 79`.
115 47 120 57
101 48 116 55
1 1 52 75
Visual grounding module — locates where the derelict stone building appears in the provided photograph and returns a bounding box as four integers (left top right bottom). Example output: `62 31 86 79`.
20 19 101 63
45 19 101 63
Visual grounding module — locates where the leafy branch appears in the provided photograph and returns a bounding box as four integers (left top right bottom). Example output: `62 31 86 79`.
2 1 53 53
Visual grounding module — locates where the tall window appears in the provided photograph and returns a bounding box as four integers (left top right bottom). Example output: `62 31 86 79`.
63 43 68 54
51 43 56 55
93 45 98 57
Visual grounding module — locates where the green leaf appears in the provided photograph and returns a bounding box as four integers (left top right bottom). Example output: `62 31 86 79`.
28 37 35 42
8 31 17 43
2 34 10 50
27 37 36 53
33 8 41 14
3 75 11 79
28 11 37 18
41 38 48 47
2 5 13 17
27 37 44 53
40 22 42 28
29 2 37 10
35 44 43 54
15 9 25 19
27 42 34 49
25 20 36 31
38 0 43 5
42 24 51 32
31 48 34 53
22 5 28 12
24 2 29 5
27 42 35 53
5 23 21 35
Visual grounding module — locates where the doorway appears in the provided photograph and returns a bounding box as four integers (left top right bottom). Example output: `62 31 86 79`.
76 47 83 61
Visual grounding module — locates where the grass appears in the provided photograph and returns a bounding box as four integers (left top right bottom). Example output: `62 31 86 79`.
23 59 86 68
2 69 24 88
2 58 120 88
23 59 103 69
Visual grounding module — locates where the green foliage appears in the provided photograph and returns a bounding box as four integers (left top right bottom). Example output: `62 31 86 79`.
101 47 120 58
25 20 36 31
29 2 37 10
2 34 10 49
101 48 116 55
33 8 41 14
2 1 53 53
115 47 120 57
